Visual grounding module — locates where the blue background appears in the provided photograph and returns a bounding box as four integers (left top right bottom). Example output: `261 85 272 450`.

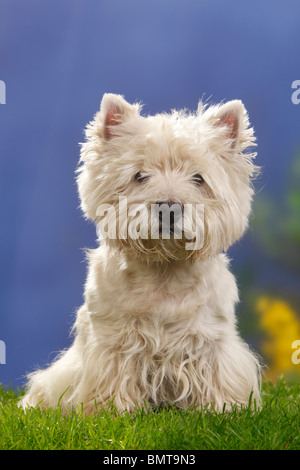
1 0 300 388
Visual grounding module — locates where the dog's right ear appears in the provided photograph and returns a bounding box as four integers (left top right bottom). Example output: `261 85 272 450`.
100 93 140 140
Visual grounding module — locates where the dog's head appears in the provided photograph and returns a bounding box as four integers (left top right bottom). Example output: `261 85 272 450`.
77 93 258 262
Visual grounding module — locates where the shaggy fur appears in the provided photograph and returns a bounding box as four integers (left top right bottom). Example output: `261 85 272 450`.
20 93 261 413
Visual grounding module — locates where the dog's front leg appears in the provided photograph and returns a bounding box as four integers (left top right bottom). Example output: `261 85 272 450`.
207 334 261 411
19 339 82 412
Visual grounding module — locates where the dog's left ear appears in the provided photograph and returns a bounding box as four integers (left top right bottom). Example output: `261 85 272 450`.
213 100 247 150
100 93 141 140
202 100 253 152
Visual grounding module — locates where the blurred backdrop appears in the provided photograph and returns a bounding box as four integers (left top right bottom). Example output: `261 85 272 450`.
0 0 300 388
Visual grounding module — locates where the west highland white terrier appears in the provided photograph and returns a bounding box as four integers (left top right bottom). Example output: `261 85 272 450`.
20 93 261 413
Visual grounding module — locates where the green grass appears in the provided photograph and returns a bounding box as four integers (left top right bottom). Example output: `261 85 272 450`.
0 379 299 450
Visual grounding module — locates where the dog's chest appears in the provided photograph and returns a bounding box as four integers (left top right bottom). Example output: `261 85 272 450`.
112 263 208 320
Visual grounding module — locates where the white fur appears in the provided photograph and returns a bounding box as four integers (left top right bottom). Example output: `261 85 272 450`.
20 94 261 413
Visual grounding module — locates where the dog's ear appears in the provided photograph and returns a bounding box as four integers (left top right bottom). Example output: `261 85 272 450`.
100 93 140 140
201 100 253 152
213 100 247 150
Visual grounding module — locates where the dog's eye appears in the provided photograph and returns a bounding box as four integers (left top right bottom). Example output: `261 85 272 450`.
192 174 204 185
135 172 149 183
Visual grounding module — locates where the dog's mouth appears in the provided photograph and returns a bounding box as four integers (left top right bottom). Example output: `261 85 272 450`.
116 226 202 263
159 224 174 236
157 203 177 237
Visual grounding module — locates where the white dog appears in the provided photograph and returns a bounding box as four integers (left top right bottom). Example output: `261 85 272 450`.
20 93 261 413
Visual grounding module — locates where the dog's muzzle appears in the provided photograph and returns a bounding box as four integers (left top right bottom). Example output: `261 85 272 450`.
156 201 183 236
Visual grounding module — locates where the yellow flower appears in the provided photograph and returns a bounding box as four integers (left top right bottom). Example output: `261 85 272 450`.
256 296 300 381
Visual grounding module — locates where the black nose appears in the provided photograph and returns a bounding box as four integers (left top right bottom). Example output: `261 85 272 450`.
157 201 176 208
